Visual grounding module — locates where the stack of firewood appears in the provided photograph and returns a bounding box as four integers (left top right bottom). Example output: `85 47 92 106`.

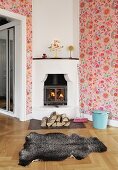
41 112 70 127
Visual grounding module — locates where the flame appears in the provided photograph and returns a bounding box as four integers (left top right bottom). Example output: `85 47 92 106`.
50 92 55 97
59 93 64 98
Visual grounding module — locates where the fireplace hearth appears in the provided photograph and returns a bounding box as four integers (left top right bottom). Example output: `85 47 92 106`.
44 74 67 105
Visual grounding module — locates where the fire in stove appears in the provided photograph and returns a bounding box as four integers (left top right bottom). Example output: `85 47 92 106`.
58 93 64 100
49 89 64 101
44 74 67 105
44 86 67 105
50 91 55 97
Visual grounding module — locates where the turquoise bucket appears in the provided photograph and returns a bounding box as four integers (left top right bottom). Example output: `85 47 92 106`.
92 110 109 129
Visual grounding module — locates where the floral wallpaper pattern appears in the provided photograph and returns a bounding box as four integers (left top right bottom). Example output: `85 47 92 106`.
0 0 32 114
80 0 118 120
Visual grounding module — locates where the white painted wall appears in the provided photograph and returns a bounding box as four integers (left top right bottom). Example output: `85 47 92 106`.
32 0 79 58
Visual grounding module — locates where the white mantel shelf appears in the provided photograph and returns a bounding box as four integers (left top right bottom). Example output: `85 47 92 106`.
31 58 80 120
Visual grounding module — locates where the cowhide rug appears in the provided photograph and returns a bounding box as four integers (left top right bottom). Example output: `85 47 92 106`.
19 132 107 166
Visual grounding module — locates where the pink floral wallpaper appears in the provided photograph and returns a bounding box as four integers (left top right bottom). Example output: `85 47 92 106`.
0 0 32 114
80 0 118 120
0 0 117 119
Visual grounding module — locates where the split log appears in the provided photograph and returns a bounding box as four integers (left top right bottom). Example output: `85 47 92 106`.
56 122 65 127
52 122 57 127
49 112 57 120
41 117 48 127
61 114 66 119
56 115 62 122
41 112 70 128
64 121 70 127
63 117 69 122
47 119 55 127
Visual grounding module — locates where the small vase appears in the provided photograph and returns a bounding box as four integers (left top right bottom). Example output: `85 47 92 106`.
54 49 58 58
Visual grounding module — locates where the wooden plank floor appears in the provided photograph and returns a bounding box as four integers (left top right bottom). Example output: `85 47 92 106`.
0 114 118 170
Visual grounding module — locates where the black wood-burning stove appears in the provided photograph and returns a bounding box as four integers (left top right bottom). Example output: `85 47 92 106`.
44 74 67 105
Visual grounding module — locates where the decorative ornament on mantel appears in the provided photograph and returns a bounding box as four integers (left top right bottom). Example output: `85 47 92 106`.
42 53 47 58
48 40 63 58
67 45 74 58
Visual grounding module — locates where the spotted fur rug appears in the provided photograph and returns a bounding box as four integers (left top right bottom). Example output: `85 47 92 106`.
19 132 107 166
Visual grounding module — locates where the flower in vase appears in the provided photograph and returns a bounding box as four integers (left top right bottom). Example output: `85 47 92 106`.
48 40 63 58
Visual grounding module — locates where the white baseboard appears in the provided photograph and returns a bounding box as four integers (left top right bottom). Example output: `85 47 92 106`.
26 113 34 120
108 119 118 127
83 113 118 127
0 109 15 117
83 114 93 121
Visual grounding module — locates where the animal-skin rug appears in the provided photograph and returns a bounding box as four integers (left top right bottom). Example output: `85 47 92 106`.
19 132 107 166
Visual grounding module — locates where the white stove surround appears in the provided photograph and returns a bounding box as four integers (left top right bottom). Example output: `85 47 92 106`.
30 59 80 120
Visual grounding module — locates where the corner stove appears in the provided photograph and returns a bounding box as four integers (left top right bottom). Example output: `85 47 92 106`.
44 74 67 105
